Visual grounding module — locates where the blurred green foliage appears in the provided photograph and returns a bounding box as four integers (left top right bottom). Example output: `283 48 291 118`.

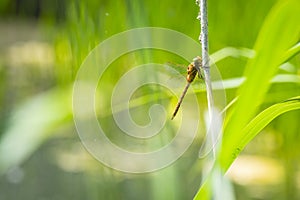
0 0 299 200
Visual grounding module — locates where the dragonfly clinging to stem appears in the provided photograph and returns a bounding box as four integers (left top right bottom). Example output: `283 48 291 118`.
171 56 203 120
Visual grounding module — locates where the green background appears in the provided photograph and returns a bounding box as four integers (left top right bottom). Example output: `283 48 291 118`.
0 0 299 199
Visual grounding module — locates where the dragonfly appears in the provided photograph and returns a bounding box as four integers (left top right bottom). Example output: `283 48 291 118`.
171 56 203 120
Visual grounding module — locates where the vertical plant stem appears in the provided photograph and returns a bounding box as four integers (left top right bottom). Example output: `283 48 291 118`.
196 0 216 161
195 2 223 199
197 0 214 121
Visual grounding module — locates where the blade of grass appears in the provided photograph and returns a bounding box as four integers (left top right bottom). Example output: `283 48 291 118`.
280 42 300 64
195 96 300 199
106 73 299 117
221 0 300 168
239 97 300 151
0 88 72 174
222 96 300 170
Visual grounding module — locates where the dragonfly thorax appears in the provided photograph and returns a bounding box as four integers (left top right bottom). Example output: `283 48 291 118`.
186 63 198 83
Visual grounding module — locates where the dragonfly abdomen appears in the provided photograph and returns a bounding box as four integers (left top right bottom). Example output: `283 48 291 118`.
171 82 191 120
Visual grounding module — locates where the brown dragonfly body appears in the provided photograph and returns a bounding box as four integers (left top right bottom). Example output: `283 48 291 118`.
171 57 202 120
